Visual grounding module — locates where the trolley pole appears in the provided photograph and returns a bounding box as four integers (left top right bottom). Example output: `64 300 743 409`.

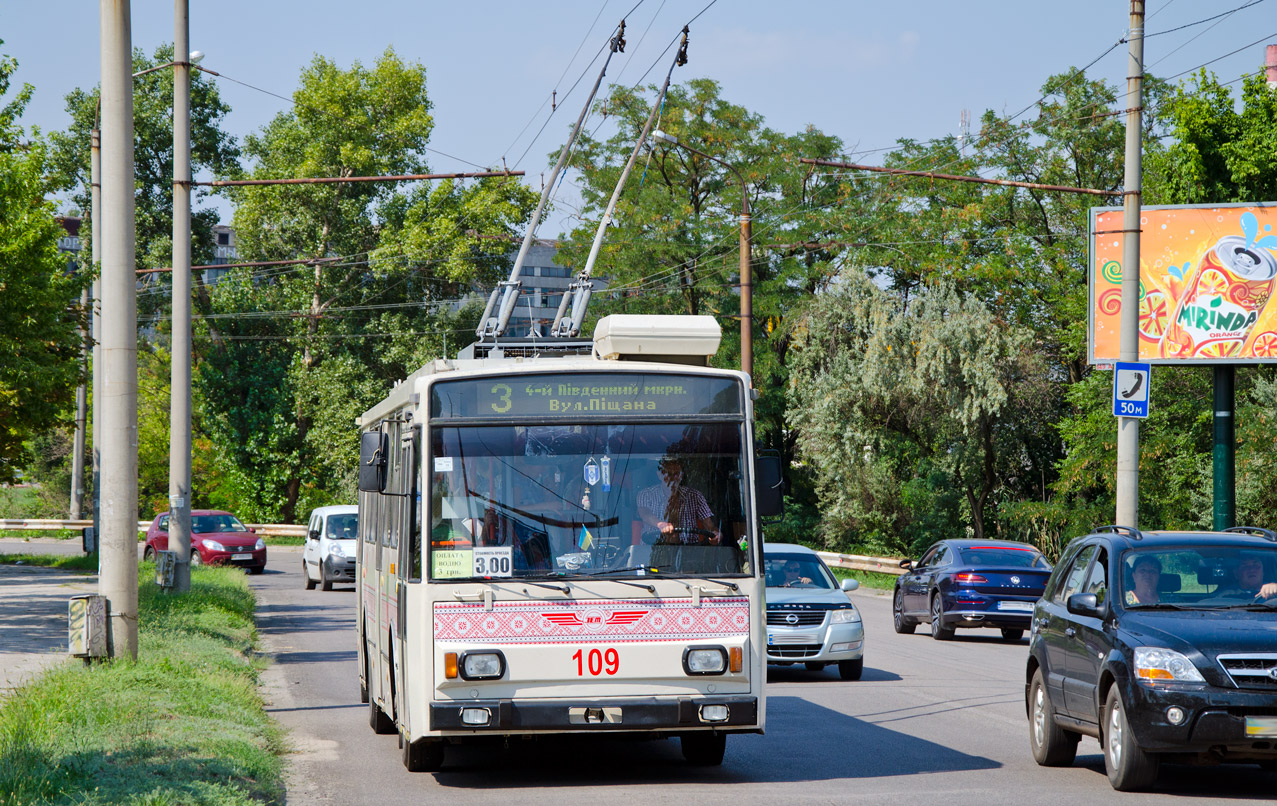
99 0 139 658
1115 0 1145 529
168 0 193 592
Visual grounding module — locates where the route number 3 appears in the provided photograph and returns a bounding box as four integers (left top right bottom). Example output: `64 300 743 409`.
490 383 512 413
572 647 619 676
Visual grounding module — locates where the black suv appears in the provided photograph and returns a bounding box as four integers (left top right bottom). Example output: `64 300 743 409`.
1026 525 1277 791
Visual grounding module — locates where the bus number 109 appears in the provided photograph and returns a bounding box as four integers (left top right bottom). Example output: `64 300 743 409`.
572 648 619 676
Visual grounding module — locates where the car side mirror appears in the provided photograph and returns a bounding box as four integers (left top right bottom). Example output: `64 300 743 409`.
1066 592 1104 618
899 558 914 570
841 578 860 592
308 530 320 541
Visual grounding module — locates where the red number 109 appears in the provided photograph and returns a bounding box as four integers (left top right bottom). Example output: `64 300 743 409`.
572 648 619 676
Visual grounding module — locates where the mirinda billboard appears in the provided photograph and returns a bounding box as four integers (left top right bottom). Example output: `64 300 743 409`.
1090 203 1277 364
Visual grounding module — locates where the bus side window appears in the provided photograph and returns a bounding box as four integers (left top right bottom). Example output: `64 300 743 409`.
407 431 422 580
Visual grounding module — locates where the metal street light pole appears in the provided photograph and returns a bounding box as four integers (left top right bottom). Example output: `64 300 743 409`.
652 130 753 381
168 0 197 592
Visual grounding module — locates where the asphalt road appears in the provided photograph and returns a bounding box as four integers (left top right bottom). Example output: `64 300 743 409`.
248 548 1277 806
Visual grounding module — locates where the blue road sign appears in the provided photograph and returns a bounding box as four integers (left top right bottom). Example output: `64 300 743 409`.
1113 361 1151 418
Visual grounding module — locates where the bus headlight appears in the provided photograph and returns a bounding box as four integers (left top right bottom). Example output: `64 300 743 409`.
460 651 506 680
683 647 727 675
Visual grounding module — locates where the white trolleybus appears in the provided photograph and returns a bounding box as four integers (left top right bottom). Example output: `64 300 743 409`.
355 314 782 771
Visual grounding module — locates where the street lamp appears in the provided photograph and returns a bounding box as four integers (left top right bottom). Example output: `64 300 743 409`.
651 130 753 382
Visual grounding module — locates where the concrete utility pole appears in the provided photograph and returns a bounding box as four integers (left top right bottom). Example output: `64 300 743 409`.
70 279 88 520
99 0 139 658
1115 0 1145 529
168 0 194 592
91 129 102 544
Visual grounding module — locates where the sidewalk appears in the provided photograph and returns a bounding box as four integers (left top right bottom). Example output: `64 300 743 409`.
0 555 98 696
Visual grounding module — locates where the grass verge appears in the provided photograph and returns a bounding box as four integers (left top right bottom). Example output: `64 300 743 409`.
828 566 901 592
0 553 98 572
0 564 284 805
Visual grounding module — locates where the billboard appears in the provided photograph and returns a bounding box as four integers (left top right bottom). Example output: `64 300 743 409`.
1090 203 1277 364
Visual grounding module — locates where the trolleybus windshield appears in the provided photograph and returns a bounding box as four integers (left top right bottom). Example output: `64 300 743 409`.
427 373 751 581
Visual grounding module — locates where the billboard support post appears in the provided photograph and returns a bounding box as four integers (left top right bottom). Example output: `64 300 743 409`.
1115 0 1145 529
1213 366 1236 530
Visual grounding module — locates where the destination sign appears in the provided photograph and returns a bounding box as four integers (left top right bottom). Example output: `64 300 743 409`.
431 373 742 418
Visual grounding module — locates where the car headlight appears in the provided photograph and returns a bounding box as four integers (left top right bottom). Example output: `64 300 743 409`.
254 538 266 551
683 647 728 675
201 539 226 552
1134 647 1204 683
328 541 345 558
459 651 505 680
831 607 861 624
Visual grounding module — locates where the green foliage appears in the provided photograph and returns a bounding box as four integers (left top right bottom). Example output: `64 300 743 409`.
560 78 848 457
0 45 89 485
788 273 1046 552
0 565 283 805
202 50 536 521
47 43 239 279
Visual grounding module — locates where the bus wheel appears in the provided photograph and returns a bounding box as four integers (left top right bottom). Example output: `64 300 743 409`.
403 737 444 772
680 732 726 766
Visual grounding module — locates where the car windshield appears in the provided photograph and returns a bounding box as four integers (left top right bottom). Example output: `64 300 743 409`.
428 422 751 580
764 554 835 589
1121 544 1277 608
192 514 247 534
959 546 1050 568
326 513 357 539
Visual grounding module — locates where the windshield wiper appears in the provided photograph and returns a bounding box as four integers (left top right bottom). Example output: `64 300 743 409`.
677 576 741 593
585 565 657 576
513 572 572 593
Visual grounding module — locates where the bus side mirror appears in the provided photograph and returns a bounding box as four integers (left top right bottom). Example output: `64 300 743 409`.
755 452 784 518
359 431 388 492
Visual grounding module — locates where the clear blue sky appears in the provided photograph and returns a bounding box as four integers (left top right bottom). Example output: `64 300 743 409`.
4 1 1275 235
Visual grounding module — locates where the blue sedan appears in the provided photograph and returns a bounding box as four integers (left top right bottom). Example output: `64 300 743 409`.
893 539 1051 641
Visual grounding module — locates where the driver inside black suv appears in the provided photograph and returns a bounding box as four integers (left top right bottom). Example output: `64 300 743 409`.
1219 552 1277 599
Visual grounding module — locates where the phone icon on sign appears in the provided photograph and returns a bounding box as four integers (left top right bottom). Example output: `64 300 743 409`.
1120 372 1144 399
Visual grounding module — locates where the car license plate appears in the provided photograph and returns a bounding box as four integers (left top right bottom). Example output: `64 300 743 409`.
997 601 1034 612
233 553 252 560
1246 717 1277 737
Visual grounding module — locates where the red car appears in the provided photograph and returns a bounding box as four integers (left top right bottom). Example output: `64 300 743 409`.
143 509 267 574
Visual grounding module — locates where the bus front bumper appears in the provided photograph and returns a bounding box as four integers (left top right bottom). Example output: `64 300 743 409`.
430 696 758 732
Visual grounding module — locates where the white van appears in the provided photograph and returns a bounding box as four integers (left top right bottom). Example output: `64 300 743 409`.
302 505 358 591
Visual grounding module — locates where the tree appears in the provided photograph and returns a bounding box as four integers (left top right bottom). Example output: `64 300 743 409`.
788 274 1044 553
0 44 88 484
560 78 849 462
203 50 536 521
47 44 239 295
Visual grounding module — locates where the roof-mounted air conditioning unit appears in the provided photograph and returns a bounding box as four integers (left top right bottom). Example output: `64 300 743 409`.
593 314 721 365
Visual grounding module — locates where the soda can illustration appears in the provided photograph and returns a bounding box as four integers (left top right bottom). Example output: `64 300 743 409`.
1159 236 1277 358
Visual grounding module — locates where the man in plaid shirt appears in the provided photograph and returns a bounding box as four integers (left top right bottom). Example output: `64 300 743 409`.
638 455 721 546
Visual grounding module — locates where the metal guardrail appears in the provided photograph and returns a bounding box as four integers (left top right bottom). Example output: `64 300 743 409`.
0 519 306 538
816 550 908 576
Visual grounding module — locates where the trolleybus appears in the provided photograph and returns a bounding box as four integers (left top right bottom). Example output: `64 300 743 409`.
355 314 780 771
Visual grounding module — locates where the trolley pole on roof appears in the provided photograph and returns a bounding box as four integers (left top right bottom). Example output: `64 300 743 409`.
477 20 628 341
1114 0 1144 530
